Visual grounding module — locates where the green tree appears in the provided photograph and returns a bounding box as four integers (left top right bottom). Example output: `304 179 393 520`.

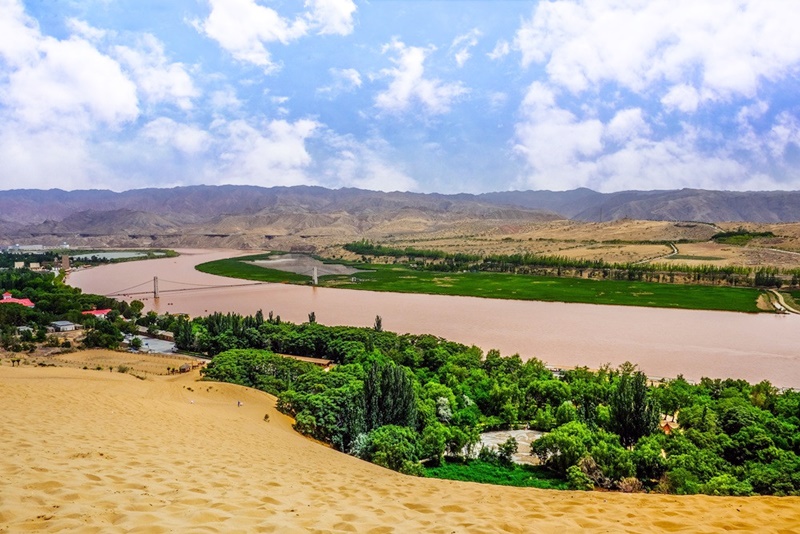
610 366 660 448
497 436 519 466
363 362 417 431
366 425 420 472
531 421 594 475
632 434 667 481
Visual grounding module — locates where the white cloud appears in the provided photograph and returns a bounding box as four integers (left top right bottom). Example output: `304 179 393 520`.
141 118 211 154
766 112 800 160
196 0 309 71
65 18 108 42
114 34 198 110
324 135 419 192
515 0 800 104
317 67 362 97
0 0 40 67
605 108 649 143
592 136 748 192
661 84 700 113
196 0 356 71
375 40 468 115
488 91 508 110
0 1 147 190
4 36 139 130
210 87 243 111
512 82 773 192
305 0 357 36
488 40 510 61
450 28 481 67
514 82 603 189
0 123 103 190
214 118 319 186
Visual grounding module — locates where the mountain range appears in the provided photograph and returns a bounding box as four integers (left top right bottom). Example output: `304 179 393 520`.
1 186 799 245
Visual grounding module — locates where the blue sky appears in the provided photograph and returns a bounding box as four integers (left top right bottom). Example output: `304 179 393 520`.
2 0 800 194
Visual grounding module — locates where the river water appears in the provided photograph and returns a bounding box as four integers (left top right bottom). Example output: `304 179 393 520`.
68 249 800 388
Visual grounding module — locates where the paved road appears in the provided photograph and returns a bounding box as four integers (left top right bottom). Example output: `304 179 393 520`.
770 290 800 314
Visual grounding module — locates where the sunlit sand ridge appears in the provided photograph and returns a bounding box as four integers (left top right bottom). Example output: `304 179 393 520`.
2 363 799 533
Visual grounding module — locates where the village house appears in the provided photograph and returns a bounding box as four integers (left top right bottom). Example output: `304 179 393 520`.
81 309 113 320
50 320 78 332
0 292 35 308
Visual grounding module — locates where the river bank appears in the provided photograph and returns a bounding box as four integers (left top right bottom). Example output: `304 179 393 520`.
68 249 800 387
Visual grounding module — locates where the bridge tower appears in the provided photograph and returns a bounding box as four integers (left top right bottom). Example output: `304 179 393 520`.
154 276 159 299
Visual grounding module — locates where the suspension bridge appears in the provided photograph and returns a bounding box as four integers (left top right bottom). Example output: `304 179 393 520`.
104 277 267 299
103 267 320 299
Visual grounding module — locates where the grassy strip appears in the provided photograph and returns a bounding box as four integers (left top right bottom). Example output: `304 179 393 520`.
196 255 311 283
425 460 567 490
196 256 765 312
336 267 763 312
784 291 800 311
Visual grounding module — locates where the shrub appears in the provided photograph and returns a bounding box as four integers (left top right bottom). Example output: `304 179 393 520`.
117 365 130 374
349 433 369 458
294 412 317 436
617 477 644 493
701 474 753 496
367 425 420 472
497 436 519 466
478 445 499 463
665 468 700 495
399 460 425 477
566 465 593 491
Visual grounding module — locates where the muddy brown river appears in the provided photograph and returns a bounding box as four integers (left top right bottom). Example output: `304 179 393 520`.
68 249 800 388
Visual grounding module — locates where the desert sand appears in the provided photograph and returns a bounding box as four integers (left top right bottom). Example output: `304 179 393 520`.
2 360 799 533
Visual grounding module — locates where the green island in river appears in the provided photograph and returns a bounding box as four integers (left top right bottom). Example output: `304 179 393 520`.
196 252 767 313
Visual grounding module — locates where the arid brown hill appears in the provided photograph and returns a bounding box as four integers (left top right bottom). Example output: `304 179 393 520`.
2 186 800 241
479 188 800 222
2 187 562 246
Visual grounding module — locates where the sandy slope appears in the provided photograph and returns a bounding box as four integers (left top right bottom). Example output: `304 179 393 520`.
1 364 799 533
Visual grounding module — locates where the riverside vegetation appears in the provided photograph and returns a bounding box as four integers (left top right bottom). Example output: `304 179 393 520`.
185 311 800 495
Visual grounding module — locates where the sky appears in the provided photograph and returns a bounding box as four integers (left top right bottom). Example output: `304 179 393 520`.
1 0 800 194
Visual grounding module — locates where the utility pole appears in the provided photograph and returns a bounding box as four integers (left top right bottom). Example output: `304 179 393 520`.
154 276 159 299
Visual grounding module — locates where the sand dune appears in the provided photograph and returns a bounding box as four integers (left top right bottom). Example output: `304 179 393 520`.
2 363 799 533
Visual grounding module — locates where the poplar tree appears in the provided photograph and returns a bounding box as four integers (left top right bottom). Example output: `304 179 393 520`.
610 368 660 448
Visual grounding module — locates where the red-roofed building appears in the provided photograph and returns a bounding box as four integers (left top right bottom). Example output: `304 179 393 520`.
81 309 113 319
1 292 35 308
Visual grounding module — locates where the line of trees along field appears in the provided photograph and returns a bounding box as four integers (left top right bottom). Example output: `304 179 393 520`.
185 311 800 495
343 240 800 288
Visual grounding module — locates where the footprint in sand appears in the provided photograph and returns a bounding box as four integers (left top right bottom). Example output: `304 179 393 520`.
403 502 433 514
25 481 64 494
441 504 466 513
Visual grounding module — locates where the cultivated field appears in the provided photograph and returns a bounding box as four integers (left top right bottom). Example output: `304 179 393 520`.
316 219 800 270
